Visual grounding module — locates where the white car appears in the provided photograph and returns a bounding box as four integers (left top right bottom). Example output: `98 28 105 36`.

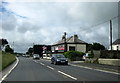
22 54 26 57
33 54 40 59
26 54 30 57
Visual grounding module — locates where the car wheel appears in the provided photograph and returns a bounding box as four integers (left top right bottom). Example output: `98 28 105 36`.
51 61 53 64
54 61 57 65
65 62 68 65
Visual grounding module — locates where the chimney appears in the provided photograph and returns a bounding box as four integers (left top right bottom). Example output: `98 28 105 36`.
73 34 78 42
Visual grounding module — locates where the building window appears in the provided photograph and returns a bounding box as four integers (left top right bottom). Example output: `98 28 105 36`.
69 46 75 51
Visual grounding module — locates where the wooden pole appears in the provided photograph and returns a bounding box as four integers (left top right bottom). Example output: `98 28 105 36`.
110 20 112 50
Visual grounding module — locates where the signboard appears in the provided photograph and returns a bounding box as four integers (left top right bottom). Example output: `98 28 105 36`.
58 45 65 52
58 46 64 50
42 46 47 51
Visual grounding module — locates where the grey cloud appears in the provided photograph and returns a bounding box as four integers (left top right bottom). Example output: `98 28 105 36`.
1 2 118 53
1 12 17 31
16 21 41 33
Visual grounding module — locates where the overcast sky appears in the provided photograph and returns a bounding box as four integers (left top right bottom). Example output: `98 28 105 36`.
0 0 119 53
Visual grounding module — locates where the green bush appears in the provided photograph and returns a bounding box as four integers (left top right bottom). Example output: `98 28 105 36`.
64 51 85 61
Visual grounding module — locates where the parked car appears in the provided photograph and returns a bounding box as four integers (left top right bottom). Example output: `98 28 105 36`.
33 54 40 59
51 54 68 65
16 54 20 57
26 54 30 58
22 54 26 57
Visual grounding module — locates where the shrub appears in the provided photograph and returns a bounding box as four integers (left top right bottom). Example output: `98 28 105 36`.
64 51 85 61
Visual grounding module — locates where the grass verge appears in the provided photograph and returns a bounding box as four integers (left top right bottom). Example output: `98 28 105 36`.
0 51 16 71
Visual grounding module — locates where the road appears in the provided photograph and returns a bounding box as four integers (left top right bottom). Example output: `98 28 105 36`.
3 57 119 81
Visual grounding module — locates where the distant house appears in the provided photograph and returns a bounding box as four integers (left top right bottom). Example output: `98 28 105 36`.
112 39 120 50
52 34 87 53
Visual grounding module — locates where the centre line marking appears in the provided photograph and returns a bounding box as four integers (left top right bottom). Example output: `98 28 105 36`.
58 71 77 80
40 63 45 66
47 66 54 70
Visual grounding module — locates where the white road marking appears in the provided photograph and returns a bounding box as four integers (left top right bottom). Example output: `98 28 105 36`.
1 57 19 81
33 60 39 64
35 61 38 63
58 71 77 80
47 66 54 70
40 63 45 66
69 63 119 75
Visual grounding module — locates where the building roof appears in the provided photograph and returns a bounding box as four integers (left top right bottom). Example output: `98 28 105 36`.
112 39 120 45
53 34 87 45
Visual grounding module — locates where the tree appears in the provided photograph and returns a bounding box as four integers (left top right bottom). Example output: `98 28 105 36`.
86 43 93 52
0 39 8 46
87 43 105 51
92 43 105 50
5 45 14 53
28 48 33 56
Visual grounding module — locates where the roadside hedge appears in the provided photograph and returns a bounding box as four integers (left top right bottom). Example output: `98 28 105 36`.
64 51 85 61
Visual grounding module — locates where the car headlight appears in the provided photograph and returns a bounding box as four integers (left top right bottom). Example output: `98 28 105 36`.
66 59 68 61
57 59 60 61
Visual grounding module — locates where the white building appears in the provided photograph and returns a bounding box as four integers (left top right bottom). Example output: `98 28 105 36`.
112 39 120 50
52 34 87 53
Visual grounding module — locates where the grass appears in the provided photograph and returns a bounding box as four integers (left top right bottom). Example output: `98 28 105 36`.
0 51 16 71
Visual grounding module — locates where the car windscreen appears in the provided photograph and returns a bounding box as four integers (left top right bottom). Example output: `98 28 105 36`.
34 54 39 56
56 55 65 58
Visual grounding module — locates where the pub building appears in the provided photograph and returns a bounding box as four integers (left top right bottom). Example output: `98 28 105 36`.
51 34 87 54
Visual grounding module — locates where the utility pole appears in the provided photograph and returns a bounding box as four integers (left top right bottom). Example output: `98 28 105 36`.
13 41 14 51
110 20 112 51
64 32 67 52
33 43 34 54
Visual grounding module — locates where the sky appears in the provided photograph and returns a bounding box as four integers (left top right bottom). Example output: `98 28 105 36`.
0 0 119 53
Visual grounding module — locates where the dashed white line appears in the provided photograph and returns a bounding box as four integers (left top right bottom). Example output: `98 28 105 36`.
1 57 19 81
58 71 77 80
46 66 54 70
40 63 45 66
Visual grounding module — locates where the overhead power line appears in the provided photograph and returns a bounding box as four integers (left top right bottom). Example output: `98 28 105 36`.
88 16 119 29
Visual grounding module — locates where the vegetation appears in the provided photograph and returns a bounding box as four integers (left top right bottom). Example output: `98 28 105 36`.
100 53 120 59
0 51 16 71
5 45 14 54
0 39 8 46
28 47 34 56
64 51 85 61
87 43 105 52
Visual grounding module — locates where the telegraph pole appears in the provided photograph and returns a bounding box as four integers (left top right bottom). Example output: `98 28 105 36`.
110 20 112 50
64 32 67 52
33 43 34 54
13 41 14 52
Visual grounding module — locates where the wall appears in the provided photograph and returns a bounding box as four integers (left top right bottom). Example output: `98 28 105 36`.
99 59 120 66
100 50 120 59
67 44 86 53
